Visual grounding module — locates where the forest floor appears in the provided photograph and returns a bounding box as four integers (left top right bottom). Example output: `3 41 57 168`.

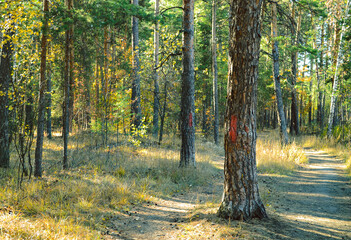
1 131 350 239
105 148 351 239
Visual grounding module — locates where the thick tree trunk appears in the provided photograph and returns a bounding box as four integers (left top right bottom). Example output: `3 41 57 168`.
271 3 288 144
131 0 142 129
218 0 267 221
212 0 219 145
34 0 49 177
63 0 72 170
179 0 196 167
153 0 160 138
327 0 350 137
290 5 300 135
0 24 13 168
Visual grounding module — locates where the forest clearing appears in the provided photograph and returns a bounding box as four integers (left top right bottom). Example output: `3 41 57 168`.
1 0 351 239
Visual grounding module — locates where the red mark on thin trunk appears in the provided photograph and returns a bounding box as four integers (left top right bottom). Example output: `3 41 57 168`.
189 112 193 127
229 115 237 143
245 125 249 133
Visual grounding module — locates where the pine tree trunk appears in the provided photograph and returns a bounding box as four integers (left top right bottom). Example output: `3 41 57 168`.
289 3 300 135
179 0 196 167
212 0 219 145
327 0 350 137
131 0 142 129
63 0 72 170
218 0 267 221
0 23 13 168
34 0 49 177
153 0 160 138
271 3 288 144
46 43 52 139
158 81 168 145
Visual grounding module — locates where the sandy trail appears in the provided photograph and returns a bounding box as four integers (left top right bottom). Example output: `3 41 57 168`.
106 149 351 240
267 149 351 239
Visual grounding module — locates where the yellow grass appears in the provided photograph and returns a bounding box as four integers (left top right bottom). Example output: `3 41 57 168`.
257 130 308 174
0 129 310 239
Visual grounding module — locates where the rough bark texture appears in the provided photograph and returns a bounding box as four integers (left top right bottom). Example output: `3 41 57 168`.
63 0 72 170
290 4 300 135
271 3 288 144
179 0 196 167
212 0 219 145
34 0 49 177
217 0 267 221
327 0 350 137
0 25 13 168
153 0 160 138
131 0 142 129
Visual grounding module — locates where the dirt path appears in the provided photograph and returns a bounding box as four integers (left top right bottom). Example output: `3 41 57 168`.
106 149 351 240
265 149 351 239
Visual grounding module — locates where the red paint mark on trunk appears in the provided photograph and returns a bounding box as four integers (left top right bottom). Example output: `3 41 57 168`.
245 125 249 133
189 112 193 127
229 115 237 143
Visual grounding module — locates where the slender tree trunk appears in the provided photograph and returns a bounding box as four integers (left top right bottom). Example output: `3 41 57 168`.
34 0 49 177
46 43 52 139
158 81 168 145
69 9 75 132
153 0 160 138
271 2 288 144
290 3 300 135
327 0 350 137
317 23 324 133
218 0 267 221
212 0 219 145
0 23 13 168
63 0 72 169
179 0 196 167
131 0 142 129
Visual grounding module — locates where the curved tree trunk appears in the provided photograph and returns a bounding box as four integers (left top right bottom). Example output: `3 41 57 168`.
179 0 196 167
218 0 267 221
327 0 350 137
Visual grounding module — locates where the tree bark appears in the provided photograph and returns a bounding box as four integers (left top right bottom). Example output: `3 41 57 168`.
218 0 267 221
131 0 142 129
153 0 160 138
63 0 72 170
0 22 13 168
271 2 288 144
179 0 196 167
290 4 300 135
158 81 168 145
34 0 49 177
212 0 219 145
327 0 350 137
46 43 52 139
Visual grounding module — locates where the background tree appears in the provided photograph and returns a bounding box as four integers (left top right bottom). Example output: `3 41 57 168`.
179 0 196 167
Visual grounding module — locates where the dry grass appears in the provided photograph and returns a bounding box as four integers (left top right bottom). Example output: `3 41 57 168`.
0 131 222 239
296 135 351 176
257 130 308 174
0 129 312 239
